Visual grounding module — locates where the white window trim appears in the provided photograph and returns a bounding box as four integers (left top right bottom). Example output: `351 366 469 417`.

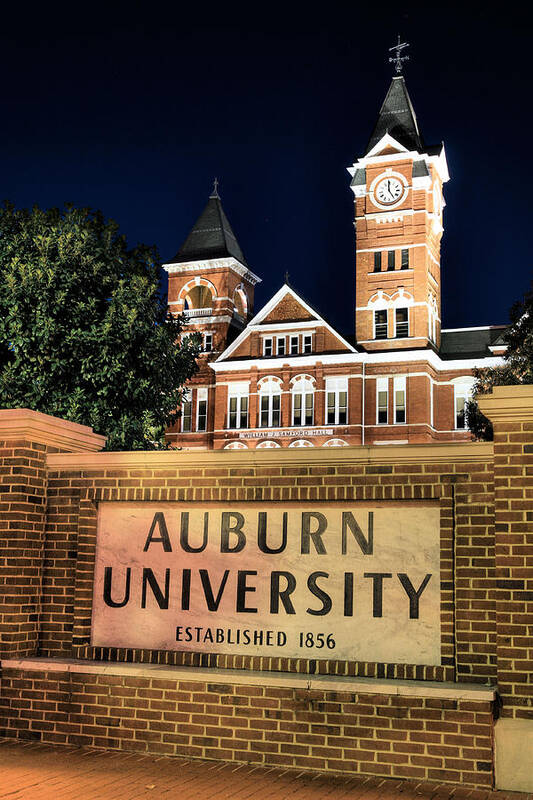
454 381 474 430
181 391 192 433
291 376 315 427
376 377 388 425
258 380 282 428
374 309 388 340
276 336 286 356
289 334 299 355
263 337 273 357
394 307 410 339
393 376 406 425
196 387 208 431
302 333 313 354
227 383 249 430
325 377 349 426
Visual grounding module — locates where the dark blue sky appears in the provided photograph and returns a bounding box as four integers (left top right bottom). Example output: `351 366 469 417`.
2 3 530 335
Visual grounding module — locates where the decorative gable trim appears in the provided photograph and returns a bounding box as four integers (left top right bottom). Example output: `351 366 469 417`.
215 284 357 362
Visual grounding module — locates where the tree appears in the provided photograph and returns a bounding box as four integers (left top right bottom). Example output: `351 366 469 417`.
0 203 201 450
467 283 533 440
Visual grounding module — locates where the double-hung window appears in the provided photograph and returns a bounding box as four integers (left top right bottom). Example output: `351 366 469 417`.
325 377 348 425
276 337 286 356
373 251 382 272
228 383 249 429
374 309 388 339
395 307 409 338
263 338 273 357
203 333 213 352
292 376 314 426
401 249 409 269
181 392 192 432
377 378 388 424
454 382 474 430
259 378 281 428
394 376 406 424
387 251 395 271
290 335 299 355
303 334 312 354
197 388 208 431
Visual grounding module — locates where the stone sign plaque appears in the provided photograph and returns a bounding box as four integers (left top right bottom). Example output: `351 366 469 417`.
91 502 441 665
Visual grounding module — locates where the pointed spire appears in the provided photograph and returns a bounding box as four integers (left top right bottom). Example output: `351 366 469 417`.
365 75 423 155
167 184 248 266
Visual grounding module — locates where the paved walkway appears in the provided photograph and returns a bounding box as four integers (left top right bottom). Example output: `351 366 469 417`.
0 739 531 800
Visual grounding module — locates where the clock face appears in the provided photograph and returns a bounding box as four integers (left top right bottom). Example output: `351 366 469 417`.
375 177 404 205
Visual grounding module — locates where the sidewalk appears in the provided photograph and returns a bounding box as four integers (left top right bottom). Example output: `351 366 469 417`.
0 739 531 800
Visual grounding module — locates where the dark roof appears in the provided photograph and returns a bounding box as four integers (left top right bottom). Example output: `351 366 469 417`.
412 160 430 178
365 76 423 155
350 168 366 187
439 327 507 360
167 191 248 266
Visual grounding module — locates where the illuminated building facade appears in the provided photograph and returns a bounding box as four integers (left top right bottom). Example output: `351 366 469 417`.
165 75 505 450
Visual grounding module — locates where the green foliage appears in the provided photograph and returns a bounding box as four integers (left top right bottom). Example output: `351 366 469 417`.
0 203 201 450
467 283 533 440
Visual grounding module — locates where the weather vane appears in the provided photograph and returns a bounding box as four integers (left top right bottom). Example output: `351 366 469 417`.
389 36 409 74
284 270 290 283
210 177 220 198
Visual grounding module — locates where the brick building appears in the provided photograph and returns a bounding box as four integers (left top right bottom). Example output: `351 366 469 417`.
165 74 505 451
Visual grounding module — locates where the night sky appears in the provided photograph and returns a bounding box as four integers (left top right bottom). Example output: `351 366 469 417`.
2 3 530 336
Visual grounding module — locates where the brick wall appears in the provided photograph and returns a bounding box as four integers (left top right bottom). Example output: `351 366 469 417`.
0 665 494 787
2 392 533 790
35 446 496 688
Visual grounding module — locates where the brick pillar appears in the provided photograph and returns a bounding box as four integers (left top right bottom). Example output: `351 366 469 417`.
478 385 533 792
0 409 105 659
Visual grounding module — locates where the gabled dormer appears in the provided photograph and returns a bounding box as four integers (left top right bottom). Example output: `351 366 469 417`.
164 182 261 357
347 75 449 354
215 283 356 363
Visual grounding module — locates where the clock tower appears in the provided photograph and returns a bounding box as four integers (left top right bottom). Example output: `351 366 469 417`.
347 69 449 352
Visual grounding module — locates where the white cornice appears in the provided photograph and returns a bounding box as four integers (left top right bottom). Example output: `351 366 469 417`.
164 257 262 286
348 143 449 189
210 349 504 374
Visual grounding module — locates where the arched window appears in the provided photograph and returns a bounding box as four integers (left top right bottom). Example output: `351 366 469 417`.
289 439 313 448
256 440 281 449
224 441 248 450
185 285 214 310
291 375 315 426
233 285 248 318
323 438 348 447
258 377 282 428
